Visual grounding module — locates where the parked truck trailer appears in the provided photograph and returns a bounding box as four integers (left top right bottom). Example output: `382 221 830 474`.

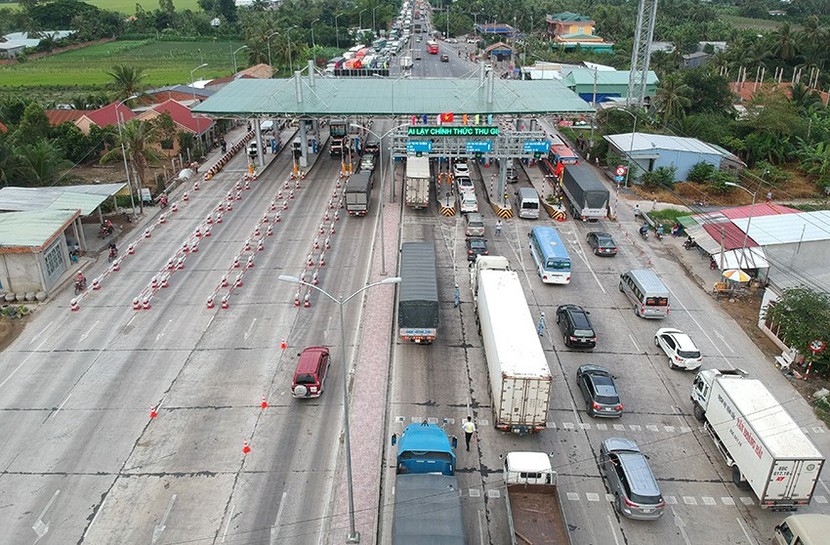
472 256 551 433
691 369 825 510
561 164 609 221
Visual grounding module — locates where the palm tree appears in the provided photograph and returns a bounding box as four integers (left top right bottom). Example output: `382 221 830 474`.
653 74 692 122
106 65 148 101
14 139 79 186
100 119 163 210
770 23 798 62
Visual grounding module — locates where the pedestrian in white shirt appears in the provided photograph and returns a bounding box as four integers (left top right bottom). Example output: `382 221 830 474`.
462 416 477 451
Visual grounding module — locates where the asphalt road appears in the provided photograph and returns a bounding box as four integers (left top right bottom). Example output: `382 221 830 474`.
0 140 379 544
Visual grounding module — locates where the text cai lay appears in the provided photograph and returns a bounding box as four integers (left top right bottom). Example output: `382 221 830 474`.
407 126 500 137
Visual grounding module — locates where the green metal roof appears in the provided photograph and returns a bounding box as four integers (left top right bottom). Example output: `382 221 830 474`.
565 69 658 87
194 76 593 117
0 209 79 250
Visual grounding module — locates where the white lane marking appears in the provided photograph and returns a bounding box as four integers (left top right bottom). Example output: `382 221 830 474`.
736 516 758 545
32 489 60 540
155 320 172 343
567 228 607 295
477 508 487 545
244 318 258 341
151 494 177 544
665 285 734 369
713 330 735 353
270 492 288 544
78 320 99 343
0 338 48 391
29 321 54 345
628 334 640 352
221 503 234 543
607 514 622 545
83 496 106 540
672 508 692 545
53 394 72 418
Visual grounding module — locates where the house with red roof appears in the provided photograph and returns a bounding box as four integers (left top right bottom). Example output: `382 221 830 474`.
136 99 215 157
43 103 137 135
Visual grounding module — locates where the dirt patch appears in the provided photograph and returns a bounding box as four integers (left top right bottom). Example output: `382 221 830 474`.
0 315 32 352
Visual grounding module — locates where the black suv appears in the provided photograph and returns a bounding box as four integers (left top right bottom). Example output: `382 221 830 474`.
556 304 596 348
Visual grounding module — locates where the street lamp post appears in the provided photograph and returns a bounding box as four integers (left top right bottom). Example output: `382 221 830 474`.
311 19 320 54
350 122 410 276
287 26 297 73
190 63 208 158
335 13 343 50
372 6 379 35
232 45 248 74
116 102 137 217
619 108 638 188
266 31 279 70
724 181 759 269
359 9 368 34
277 275 402 544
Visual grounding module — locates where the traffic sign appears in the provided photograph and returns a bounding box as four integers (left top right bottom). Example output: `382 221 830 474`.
466 141 492 153
615 165 627 176
523 140 550 153
406 140 432 153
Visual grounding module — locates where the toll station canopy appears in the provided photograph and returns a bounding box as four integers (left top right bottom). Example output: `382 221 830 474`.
194 76 593 118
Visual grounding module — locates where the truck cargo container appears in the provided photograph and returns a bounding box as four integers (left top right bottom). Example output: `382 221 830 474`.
471 256 551 433
398 242 439 343
691 369 825 510
344 171 373 216
405 155 431 209
561 164 609 221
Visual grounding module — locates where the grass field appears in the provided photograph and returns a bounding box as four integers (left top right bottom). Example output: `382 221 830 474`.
2 0 202 13
0 40 244 88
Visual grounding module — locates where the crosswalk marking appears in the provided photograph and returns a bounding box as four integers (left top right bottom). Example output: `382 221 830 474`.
683 496 697 505
586 493 601 502
702 497 716 506
721 497 735 506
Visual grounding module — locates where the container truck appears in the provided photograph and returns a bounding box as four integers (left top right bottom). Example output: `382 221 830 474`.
329 118 349 156
503 451 572 545
390 422 464 544
561 164 609 221
398 242 439 344
691 369 825 510
344 171 373 216
405 155 431 209
471 256 551 433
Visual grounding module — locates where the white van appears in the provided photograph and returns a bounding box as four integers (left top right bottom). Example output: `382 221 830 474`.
618 269 670 318
774 514 830 545
458 191 478 213
515 187 540 219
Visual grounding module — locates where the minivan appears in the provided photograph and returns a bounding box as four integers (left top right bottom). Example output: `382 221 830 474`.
515 187 540 219
600 437 665 520
465 213 485 237
619 269 670 319
292 346 330 398
774 514 830 545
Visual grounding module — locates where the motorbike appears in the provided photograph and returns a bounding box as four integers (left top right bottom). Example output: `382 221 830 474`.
99 223 114 238
684 238 698 250
639 225 649 240
107 247 118 263
159 195 168 209
74 278 87 295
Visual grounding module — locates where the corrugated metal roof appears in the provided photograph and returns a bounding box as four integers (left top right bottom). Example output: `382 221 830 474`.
606 132 720 154
702 222 757 249
0 183 125 216
194 77 593 117
733 210 830 246
710 247 769 269
720 203 799 219
0 209 79 250
565 69 658 86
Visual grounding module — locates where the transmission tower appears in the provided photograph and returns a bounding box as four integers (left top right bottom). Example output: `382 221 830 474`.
627 0 658 107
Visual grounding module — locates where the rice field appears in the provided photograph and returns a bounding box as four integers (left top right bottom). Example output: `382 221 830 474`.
0 40 245 88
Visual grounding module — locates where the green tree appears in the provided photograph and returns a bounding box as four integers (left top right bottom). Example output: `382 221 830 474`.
12 102 51 146
653 73 692 122
769 22 799 63
764 287 830 375
100 119 163 203
14 139 80 186
106 65 148 101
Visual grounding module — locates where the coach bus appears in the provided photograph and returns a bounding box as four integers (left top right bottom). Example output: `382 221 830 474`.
528 226 572 284
426 41 439 54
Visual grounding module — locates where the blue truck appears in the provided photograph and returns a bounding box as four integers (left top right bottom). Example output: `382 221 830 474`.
391 422 465 544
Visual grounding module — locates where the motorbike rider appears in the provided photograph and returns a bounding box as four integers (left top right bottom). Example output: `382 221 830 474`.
159 192 168 208
108 241 118 256
75 271 87 290
639 223 649 237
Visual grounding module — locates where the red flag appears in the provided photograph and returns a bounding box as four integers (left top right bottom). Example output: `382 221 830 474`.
440 112 454 123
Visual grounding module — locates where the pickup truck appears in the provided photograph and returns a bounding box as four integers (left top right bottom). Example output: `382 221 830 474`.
503 451 571 544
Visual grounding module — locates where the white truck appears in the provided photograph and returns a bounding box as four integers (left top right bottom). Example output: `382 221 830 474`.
691 369 825 510
503 452 572 545
400 55 413 70
404 155 430 209
472 256 551 434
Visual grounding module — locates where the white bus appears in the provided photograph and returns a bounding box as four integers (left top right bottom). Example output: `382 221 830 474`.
528 226 572 284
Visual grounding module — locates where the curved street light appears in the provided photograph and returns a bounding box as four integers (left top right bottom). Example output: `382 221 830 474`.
350 122 411 275
232 45 248 74
335 13 343 50
287 26 298 73
190 63 208 159
266 31 279 70
276 275 402 544
359 9 368 34
310 19 320 53
724 181 760 269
